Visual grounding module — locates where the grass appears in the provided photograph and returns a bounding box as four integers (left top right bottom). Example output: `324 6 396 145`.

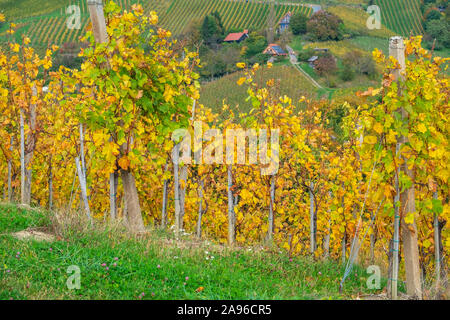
350 36 389 55
327 5 394 38
0 203 387 300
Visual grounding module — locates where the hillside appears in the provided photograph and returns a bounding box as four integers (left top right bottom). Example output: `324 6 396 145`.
0 0 313 47
199 64 316 117
373 0 424 36
0 0 428 48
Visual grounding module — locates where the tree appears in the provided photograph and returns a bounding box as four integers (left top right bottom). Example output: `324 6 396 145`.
425 19 450 49
181 18 203 49
314 53 337 76
279 29 293 49
307 11 344 41
425 9 442 24
290 13 308 35
243 33 268 59
342 50 376 76
201 12 224 47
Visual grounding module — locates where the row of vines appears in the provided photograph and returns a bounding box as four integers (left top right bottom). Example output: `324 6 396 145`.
374 0 425 36
1 0 312 46
0 2 448 296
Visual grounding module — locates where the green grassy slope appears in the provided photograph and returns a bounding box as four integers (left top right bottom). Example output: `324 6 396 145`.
0 203 390 299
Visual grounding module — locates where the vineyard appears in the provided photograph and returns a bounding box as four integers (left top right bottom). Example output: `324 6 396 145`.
199 64 316 116
0 0 428 47
0 0 312 46
0 2 449 300
374 0 424 36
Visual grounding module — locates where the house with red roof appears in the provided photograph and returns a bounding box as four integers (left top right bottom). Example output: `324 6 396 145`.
223 30 249 43
263 44 287 56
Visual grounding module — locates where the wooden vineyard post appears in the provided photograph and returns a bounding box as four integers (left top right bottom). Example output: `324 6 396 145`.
7 136 13 202
20 110 25 204
341 233 346 265
48 156 53 210
267 174 275 241
392 142 401 299
109 166 116 220
172 143 181 238
389 36 422 299
79 124 86 182
21 85 37 205
196 179 204 238
160 161 169 228
227 165 235 246
309 181 316 254
87 0 108 43
76 156 92 221
179 164 187 229
433 191 440 292
87 0 116 221
87 0 144 231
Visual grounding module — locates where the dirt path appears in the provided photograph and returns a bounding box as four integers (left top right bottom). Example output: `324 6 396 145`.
286 45 323 89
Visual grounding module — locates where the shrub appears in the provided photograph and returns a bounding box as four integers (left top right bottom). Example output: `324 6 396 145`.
314 53 337 76
290 13 308 35
342 50 376 76
339 67 355 82
297 48 315 62
307 11 344 41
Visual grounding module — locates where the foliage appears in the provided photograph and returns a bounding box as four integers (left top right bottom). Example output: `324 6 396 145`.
342 50 376 76
339 66 355 82
425 19 450 49
242 33 268 59
306 11 345 42
348 36 450 274
201 12 224 46
314 53 337 76
290 13 308 35
0 3 448 292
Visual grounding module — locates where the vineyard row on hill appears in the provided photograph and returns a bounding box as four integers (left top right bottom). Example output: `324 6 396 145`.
374 0 424 36
1 0 312 46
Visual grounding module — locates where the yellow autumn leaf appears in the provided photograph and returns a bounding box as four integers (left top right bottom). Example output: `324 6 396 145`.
404 212 415 225
364 135 378 145
373 122 383 134
118 156 130 170
236 77 246 86
11 43 20 53
417 123 427 133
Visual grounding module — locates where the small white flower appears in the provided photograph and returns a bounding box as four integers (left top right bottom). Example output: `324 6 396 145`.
205 256 209 260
